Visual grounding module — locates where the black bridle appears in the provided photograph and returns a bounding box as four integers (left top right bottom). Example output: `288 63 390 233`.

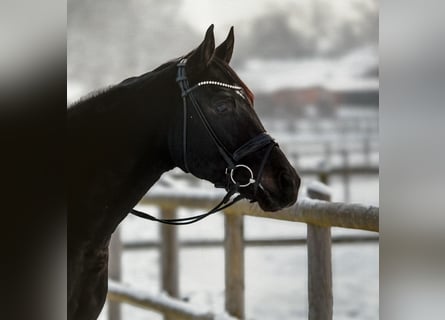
130 58 277 225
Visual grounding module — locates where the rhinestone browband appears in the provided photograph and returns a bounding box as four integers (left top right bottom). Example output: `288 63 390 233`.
196 81 242 90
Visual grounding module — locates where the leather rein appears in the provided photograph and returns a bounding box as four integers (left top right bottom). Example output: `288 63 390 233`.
130 59 277 225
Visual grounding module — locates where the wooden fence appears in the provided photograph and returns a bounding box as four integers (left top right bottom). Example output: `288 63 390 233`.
263 116 378 138
107 182 378 320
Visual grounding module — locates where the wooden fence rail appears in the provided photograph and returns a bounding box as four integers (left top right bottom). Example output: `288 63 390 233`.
107 184 378 320
139 189 378 232
121 234 379 250
108 280 238 320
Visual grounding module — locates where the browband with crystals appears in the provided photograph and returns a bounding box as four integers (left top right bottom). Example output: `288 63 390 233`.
196 81 242 90
184 80 244 98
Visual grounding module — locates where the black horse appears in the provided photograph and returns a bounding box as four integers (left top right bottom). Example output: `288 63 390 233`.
68 25 300 320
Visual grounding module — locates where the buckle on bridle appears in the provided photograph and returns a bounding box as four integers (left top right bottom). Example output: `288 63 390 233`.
227 164 255 188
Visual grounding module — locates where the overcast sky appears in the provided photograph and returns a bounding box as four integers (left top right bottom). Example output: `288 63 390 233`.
67 0 377 98
180 0 377 37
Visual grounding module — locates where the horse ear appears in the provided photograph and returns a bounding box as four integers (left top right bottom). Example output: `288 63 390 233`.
215 26 234 64
188 24 215 68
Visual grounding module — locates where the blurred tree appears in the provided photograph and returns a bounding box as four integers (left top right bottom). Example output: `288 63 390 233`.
247 11 315 59
311 0 335 55
68 0 378 90
355 0 379 46
68 0 198 90
232 0 378 65
328 0 378 56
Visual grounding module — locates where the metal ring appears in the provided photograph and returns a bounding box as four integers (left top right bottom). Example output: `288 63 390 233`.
230 164 255 187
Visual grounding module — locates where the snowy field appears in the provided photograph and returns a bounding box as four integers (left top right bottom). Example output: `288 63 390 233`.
98 107 379 320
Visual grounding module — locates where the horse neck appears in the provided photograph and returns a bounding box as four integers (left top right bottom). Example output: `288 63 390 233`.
68 67 179 245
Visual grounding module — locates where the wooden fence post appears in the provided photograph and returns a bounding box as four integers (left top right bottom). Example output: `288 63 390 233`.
324 142 332 167
318 161 330 186
364 138 371 166
109 226 122 320
160 208 179 320
307 182 333 320
341 149 350 202
224 213 245 319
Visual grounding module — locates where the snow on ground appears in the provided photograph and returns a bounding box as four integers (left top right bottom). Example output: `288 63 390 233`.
101 236 378 320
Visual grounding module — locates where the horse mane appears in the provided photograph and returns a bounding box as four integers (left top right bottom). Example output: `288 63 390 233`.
68 86 113 109
69 57 254 110
69 58 180 109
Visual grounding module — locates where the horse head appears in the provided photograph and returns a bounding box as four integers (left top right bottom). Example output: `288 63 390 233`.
169 25 300 211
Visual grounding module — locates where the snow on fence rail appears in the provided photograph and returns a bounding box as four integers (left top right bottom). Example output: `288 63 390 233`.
107 183 378 320
139 188 378 232
108 280 237 320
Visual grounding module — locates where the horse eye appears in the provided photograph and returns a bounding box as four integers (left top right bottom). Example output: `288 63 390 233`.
216 103 228 113
214 98 234 113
